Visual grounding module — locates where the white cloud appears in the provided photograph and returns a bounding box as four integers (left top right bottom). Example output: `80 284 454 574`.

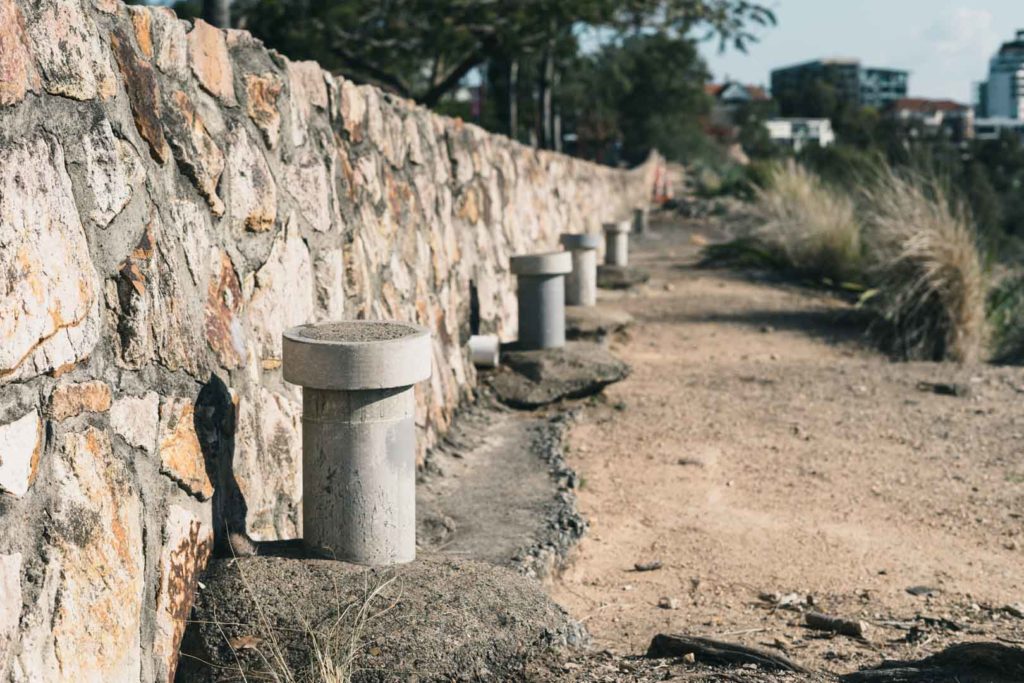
920 8 1000 59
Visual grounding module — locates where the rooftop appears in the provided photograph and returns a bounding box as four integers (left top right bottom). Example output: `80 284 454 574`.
891 98 968 113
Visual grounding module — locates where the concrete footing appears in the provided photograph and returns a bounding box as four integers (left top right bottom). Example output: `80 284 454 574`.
468 334 500 367
559 233 601 307
565 305 634 341
282 321 431 565
510 251 572 350
597 264 651 290
488 342 631 408
603 220 631 266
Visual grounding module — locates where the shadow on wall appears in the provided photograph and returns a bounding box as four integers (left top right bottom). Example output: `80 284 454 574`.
194 374 252 558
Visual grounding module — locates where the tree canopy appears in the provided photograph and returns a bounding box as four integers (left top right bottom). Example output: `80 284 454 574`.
231 0 773 105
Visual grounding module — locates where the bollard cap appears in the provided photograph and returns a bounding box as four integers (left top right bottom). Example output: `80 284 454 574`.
603 220 631 234
510 251 572 276
283 320 432 390
559 233 602 251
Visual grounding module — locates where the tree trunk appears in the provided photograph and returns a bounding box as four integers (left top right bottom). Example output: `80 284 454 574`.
508 59 519 140
552 70 561 152
203 0 231 27
539 47 554 149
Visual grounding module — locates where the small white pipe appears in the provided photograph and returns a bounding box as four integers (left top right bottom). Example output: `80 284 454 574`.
468 334 500 368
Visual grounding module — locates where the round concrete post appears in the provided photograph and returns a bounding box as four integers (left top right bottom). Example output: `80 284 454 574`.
603 220 631 266
633 207 649 235
559 233 601 306
510 251 572 350
282 321 432 566
468 334 500 367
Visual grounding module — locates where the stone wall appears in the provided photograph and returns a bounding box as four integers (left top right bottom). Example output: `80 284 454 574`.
0 1 658 680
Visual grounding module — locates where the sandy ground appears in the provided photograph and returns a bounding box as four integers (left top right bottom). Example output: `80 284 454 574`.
549 211 1024 676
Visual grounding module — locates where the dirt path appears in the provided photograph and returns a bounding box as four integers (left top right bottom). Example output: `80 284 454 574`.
549 213 1024 675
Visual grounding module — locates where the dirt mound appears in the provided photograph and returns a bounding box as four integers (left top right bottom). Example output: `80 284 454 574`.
566 305 634 340
178 554 585 682
597 264 651 289
488 342 630 408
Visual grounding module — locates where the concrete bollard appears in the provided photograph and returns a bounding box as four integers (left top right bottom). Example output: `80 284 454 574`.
510 251 573 350
282 321 432 566
559 233 601 306
468 334 500 367
603 220 631 267
633 206 649 235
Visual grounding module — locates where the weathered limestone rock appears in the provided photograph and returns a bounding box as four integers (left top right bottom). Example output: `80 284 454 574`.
49 380 112 421
166 199 212 287
284 147 336 232
338 77 366 140
110 215 207 375
233 387 302 540
110 25 170 163
489 342 631 408
24 0 116 101
225 126 277 232
14 428 144 682
244 72 283 147
362 84 385 151
187 19 236 105
78 120 141 228
157 397 214 500
0 410 41 497
204 249 247 369
162 89 225 215
0 0 39 107
286 59 328 147
246 218 314 364
152 505 213 683
0 553 21 668
312 247 345 321
109 391 160 452
179 555 585 682
0 136 101 383
128 5 153 58
150 6 187 80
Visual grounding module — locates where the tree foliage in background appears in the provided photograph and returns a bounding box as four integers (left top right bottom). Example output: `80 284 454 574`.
223 0 772 155
150 0 774 162
231 0 773 104
560 32 713 164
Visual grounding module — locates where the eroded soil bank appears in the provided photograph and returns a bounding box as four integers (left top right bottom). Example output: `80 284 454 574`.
549 211 1024 677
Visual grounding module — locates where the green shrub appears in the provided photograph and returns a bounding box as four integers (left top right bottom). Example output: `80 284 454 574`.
987 274 1024 363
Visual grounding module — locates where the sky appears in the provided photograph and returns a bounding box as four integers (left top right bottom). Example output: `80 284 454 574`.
699 0 1024 103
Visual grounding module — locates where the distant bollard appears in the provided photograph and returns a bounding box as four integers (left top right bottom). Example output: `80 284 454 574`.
559 233 601 307
510 251 573 350
468 334 500 367
283 321 432 566
603 220 632 267
633 207 649 235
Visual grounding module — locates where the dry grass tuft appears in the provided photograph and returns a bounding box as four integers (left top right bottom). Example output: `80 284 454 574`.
305 574 399 683
754 160 863 283
861 169 986 363
186 555 398 683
